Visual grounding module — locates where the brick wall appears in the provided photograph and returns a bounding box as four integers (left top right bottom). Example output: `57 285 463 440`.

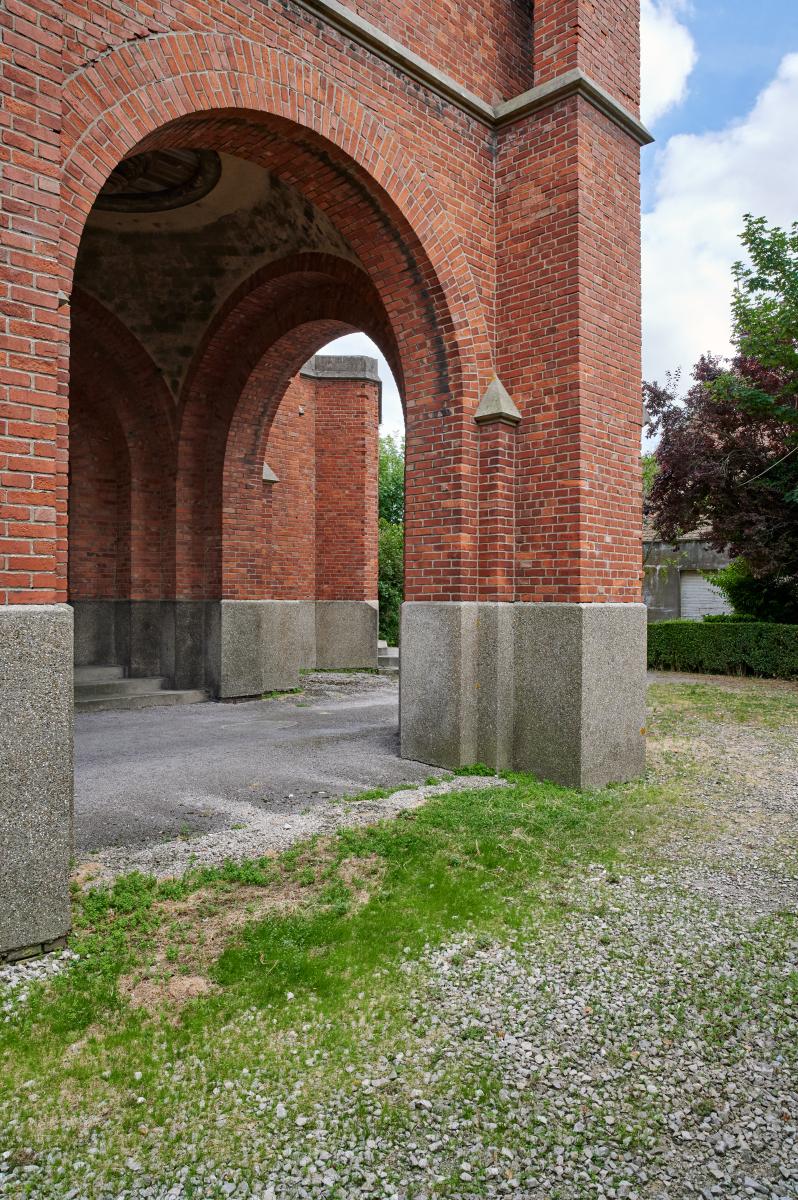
67 391 130 600
1 0 645 615
223 364 379 604
496 88 643 603
0 1 66 604
532 0 640 113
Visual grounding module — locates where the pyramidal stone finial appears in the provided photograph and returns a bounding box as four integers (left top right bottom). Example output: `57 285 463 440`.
474 376 522 426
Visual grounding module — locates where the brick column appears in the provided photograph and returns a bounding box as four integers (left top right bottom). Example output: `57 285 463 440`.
0 2 72 959
306 354 380 669
489 0 647 786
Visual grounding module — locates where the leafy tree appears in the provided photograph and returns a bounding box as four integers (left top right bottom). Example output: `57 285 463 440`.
377 435 405 642
645 216 798 618
642 453 657 503
378 434 405 524
711 558 798 624
378 518 404 645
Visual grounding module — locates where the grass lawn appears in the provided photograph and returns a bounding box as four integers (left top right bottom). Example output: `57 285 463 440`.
1 680 796 1198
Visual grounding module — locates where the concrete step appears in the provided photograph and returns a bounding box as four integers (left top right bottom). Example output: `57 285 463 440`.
75 689 208 713
74 676 167 702
74 665 125 684
378 646 399 671
378 639 388 650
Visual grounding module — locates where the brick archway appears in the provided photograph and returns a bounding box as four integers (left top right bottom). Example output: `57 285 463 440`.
59 40 496 605
60 31 491 377
176 253 396 601
222 323 381 609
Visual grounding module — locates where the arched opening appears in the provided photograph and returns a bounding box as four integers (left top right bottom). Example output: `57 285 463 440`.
65 106 472 853
68 134 422 699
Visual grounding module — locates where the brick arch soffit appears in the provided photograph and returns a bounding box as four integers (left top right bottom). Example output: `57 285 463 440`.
61 31 492 409
179 251 399 452
223 316 371 506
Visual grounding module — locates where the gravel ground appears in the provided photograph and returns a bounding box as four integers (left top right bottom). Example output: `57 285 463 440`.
2 677 797 1199
232 868 796 1200
0 951 79 1026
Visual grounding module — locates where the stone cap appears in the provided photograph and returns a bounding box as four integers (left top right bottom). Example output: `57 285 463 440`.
474 376 521 426
300 354 381 383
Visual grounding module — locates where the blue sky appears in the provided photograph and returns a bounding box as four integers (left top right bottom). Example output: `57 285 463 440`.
330 1 798 437
641 0 798 386
644 0 797 166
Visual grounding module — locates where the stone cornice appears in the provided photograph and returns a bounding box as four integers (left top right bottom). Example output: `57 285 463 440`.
289 0 654 145
494 69 653 144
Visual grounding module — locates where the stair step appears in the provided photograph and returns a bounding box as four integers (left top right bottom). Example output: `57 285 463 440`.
378 657 399 672
378 639 388 650
75 689 208 713
74 665 125 684
74 676 166 701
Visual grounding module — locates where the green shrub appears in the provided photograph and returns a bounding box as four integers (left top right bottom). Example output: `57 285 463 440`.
648 619 798 679
378 518 403 645
711 558 798 623
702 613 758 623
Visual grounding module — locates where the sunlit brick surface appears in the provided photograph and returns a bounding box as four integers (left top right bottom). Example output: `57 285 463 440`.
0 0 643 608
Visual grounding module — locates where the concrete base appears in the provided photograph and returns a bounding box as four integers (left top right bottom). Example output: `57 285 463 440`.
219 600 377 695
71 599 219 692
400 601 646 788
315 601 378 669
218 600 315 698
71 598 379 701
0 605 73 959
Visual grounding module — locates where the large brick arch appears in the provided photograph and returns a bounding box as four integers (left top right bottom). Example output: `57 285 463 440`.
60 32 488 364
69 293 177 600
60 32 494 600
176 254 393 598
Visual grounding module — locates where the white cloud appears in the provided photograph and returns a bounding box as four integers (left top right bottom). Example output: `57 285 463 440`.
642 52 798 384
320 332 404 438
640 0 697 126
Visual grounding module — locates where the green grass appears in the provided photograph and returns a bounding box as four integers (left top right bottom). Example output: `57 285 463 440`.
0 774 669 1079
649 680 798 731
0 772 672 1195
0 705 734 1194
213 776 664 1008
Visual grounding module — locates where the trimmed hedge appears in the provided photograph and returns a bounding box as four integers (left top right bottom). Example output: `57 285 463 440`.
647 619 798 679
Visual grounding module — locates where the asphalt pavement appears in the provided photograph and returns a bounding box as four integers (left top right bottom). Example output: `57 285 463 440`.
73 673 431 853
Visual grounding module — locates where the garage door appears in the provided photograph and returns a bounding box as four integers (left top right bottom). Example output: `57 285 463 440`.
679 571 732 621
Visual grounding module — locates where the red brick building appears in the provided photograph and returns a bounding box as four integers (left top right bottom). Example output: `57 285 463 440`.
0 0 651 957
